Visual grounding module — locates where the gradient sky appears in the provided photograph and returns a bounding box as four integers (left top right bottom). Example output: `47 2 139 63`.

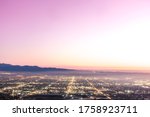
0 0 150 70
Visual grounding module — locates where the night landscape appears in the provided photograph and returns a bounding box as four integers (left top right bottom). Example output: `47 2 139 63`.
1 0 150 100
0 63 150 100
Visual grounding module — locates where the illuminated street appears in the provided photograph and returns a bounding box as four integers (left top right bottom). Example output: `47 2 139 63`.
0 71 150 100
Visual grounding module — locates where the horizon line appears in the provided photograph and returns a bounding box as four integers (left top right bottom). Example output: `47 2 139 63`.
1 63 150 73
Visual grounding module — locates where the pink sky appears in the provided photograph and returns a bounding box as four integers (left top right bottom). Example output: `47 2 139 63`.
0 0 150 70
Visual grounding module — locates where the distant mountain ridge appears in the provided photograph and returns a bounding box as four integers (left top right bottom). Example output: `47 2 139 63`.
0 63 72 72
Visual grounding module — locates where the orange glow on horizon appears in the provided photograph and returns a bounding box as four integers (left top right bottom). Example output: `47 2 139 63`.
1 0 150 71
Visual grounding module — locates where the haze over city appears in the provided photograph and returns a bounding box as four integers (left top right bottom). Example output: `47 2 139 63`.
0 0 150 100
0 0 150 71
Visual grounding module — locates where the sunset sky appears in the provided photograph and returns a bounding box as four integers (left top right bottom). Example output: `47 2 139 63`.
0 0 150 71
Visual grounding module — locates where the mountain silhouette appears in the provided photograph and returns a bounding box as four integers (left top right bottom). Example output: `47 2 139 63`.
0 63 72 72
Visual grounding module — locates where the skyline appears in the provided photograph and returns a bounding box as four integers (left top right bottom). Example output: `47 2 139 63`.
1 0 150 71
